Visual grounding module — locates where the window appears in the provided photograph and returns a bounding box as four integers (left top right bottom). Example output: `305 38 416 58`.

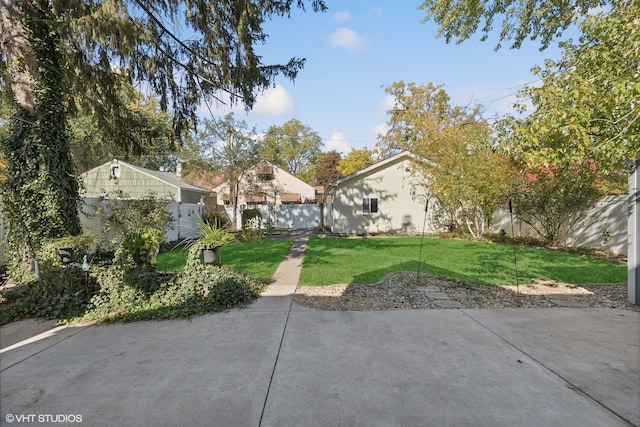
362 197 378 214
256 165 274 181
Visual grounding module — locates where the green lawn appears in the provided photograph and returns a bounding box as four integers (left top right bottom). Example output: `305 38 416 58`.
299 236 627 286
157 239 294 281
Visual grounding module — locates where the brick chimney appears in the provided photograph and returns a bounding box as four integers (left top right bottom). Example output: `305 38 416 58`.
176 161 183 177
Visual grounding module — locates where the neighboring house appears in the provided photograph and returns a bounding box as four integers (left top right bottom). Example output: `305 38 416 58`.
325 151 437 235
82 159 213 204
81 160 214 241
213 162 318 229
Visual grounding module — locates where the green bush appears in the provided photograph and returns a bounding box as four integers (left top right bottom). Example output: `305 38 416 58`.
74 245 266 322
1 236 268 324
241 208 263 242
3 266 98 323
115 225 165 267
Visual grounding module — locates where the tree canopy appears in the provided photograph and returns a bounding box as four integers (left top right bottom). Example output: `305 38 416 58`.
498 1 640 173
337 147 379 177
419 0 606 50
378 81 515 237
314 150 342 187
262 118 322 184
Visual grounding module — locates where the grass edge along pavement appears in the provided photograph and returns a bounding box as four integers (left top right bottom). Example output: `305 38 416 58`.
157 238 295 280
0 239 295 325
297 236 627 286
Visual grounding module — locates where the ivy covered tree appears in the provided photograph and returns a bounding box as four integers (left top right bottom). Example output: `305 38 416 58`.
1 2 81 276
0 0 326 275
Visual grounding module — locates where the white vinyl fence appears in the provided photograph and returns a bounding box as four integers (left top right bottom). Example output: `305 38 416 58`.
491 195 628 255
221 204 320 230
80 197 204 245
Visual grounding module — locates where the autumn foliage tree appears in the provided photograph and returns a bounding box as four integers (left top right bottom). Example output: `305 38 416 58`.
498 1 639 175
512 160 603 246
262 119 323 185
378 81 515 237
337 147 379 177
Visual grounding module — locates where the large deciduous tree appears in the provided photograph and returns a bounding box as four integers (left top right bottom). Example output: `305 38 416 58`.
498 1 640 174
419 0 605 49
420 0 639 174
0 0 326 273
196 114 262 227
379 81 516 237
262 118 322 184
337 147 379 177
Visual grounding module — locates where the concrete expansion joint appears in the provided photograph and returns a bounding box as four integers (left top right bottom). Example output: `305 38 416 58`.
0 324 93 372
460 310 634 426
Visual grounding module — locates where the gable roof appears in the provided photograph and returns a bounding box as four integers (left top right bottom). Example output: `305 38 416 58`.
328 151 431 188
83 160 212 194
212 161 314 191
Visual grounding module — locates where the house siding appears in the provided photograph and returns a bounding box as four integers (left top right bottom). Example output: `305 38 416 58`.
83 163 179 200
329 156 435 234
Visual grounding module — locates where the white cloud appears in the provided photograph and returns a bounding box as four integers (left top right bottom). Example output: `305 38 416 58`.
325 132 351 154
372 123 387 139
252 85 295 115
380 95 395 113
329 28 366 52
333 11 351 22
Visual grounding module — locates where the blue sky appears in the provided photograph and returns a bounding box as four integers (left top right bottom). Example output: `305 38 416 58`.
205 1 571 154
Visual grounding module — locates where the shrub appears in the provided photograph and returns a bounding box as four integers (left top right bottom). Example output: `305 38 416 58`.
73 245 266 322
115 225 165 268
2 265 98 323
241 208 263 242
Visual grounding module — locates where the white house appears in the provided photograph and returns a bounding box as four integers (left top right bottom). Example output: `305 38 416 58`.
325 151 437 235
213 162 318 229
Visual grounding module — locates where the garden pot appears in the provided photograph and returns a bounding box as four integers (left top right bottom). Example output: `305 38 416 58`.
57 246 75 264
202 247 220 265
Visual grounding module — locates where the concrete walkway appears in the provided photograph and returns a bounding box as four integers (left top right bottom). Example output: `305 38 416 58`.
1 233 639 427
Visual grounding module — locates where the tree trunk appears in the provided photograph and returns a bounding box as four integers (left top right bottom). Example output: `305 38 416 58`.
0 0 82 274
0 0 37 110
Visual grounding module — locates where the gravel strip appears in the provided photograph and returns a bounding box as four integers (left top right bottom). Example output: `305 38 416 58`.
293 272 639 311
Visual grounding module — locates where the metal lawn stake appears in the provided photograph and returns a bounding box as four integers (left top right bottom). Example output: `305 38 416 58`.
416 195 430 284
509 198 521 306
